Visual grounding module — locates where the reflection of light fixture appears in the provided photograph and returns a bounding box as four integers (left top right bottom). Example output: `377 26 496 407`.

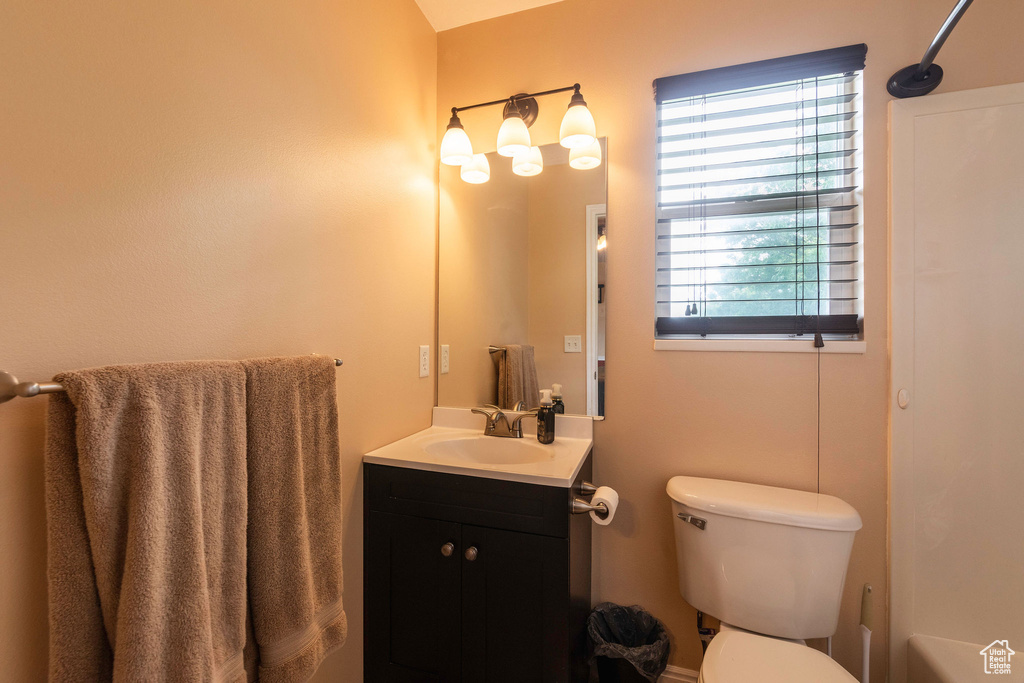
496 100 531 158
440 109 474 166
512 146 543 176
597 233 607 250
569 138 602 170
461 153 490 184
442 83 598 183
559 84 597 149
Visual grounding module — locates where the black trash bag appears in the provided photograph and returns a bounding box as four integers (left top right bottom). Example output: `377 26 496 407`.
587 602 670 682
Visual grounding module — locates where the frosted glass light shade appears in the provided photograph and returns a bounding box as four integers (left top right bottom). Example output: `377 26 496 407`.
460 153 490 184
512 146 544 177
559 103 596 149
496 115 531 158
569 138 602 170
440 125 473 166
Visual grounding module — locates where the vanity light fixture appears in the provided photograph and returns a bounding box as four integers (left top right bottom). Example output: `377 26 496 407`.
569 138 602 170
440 110 474 166
460 153 491 184
559 84 597 149
443 83 598 183
496 99 532 158
512 146 544 177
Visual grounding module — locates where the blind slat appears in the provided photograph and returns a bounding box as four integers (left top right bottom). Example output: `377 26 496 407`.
659 93 858 128
658 74 857 110
659 186 857 211
659 167 855 193
657 241 858 257
657 222 858 238
659 149 857 176
656 260 859 272
657 130 857 160
657 111 855 145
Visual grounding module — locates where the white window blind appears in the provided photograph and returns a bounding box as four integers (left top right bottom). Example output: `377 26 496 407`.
653 45 866 340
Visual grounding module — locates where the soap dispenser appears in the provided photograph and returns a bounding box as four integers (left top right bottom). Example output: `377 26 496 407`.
551 384 565 414
537 389 555 444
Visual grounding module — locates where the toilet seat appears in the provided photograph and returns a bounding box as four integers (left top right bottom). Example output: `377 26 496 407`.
698 630 858 683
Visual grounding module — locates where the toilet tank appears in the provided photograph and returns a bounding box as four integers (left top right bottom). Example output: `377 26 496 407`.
667 476 862 640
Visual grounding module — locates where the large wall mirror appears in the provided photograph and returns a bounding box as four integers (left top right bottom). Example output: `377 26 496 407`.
438 139 607 417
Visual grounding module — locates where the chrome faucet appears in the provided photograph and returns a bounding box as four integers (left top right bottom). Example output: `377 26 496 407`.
471 404 538 438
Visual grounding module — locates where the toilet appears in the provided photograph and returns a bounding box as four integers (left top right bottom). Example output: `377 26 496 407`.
666 476 863 683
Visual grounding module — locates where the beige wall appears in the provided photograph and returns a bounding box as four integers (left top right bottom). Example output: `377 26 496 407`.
437 0 1024 679
527 161 604 414
0 0 436 680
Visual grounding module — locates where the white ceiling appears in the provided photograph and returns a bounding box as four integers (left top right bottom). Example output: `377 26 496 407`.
413 0 566 32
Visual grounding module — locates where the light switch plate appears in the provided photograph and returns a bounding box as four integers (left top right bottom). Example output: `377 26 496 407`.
440 345 450 374
564 335 582 353
419 345 430 377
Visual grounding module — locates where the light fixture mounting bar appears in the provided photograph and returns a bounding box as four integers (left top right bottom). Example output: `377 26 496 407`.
452 83 581 114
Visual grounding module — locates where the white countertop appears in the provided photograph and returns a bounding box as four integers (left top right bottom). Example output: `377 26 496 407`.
363 407 594 487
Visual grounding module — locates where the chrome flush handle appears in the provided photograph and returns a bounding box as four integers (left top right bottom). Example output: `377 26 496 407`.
677 512 707 530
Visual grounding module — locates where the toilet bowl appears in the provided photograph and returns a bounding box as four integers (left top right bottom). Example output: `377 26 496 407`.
667 476 862 683
698 630 857 683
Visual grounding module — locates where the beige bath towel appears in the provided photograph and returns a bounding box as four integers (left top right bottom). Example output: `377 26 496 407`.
497 344 539 410
242 356 346 682
46 361 249 683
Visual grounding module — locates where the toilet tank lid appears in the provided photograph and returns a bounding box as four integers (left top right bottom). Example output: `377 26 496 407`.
666 476 862 531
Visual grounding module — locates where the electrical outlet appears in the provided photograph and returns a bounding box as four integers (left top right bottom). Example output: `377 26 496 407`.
440 345 450 374
419 345 430 378
564 335 582 353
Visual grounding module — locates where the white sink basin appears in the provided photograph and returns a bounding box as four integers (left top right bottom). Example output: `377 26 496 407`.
424 435 552 465
363 407 594 486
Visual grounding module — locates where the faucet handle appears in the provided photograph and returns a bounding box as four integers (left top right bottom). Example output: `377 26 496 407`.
513 400 526 411
472 407 498 419
510 407 539 428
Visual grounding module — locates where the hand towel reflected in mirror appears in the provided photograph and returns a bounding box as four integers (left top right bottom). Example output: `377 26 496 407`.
497 344 539 410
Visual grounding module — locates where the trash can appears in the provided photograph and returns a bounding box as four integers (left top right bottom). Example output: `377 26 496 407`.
588 602 670 683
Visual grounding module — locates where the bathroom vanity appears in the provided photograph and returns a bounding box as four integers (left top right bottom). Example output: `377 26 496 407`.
363 408 595 682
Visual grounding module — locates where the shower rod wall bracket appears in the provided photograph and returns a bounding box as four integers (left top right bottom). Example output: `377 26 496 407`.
888 0 973 98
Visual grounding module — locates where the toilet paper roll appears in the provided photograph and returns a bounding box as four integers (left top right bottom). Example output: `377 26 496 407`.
590 486 619 526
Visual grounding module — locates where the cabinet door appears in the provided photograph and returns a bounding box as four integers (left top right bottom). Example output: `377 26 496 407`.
365 511 462 682
460 525 570 683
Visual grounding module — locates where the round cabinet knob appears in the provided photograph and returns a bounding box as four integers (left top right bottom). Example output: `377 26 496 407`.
441 542 455 557
464 546 479 562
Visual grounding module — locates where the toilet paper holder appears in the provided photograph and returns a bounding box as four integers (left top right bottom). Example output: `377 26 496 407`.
571 480 608 516
571 498 609 516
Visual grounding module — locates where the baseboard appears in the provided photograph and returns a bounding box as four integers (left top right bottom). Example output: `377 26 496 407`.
659 664 699 683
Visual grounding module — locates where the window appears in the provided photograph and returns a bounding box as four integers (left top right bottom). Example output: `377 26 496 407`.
653 45 866 343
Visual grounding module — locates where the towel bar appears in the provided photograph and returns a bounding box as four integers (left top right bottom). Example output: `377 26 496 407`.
0 358 344 405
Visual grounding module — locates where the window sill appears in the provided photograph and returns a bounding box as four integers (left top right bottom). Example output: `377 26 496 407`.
653 339 867 354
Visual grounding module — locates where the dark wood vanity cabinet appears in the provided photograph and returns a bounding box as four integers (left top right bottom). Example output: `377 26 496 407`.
364 457 593 683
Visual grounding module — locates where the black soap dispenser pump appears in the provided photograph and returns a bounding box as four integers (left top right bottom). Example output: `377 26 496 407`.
551 384 565 414
537 389 555 444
